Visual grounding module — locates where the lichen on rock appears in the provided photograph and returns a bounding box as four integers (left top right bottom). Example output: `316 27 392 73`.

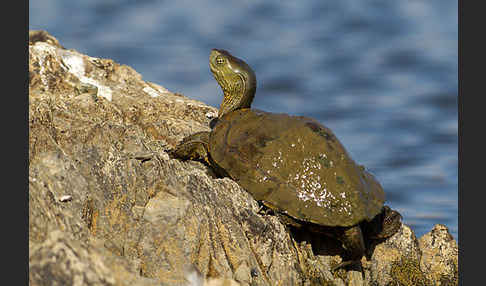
28 30 459 286
419 224 459 285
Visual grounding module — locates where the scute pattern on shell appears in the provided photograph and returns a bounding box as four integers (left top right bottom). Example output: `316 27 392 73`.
209 109 385 227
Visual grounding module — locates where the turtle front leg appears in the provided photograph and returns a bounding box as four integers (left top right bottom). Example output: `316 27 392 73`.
332 225 366 271
169 131 211 165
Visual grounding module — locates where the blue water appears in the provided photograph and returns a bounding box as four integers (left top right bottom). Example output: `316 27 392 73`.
30 0 458 239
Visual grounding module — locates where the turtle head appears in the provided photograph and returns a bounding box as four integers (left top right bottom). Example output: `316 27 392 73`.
209 49 256 117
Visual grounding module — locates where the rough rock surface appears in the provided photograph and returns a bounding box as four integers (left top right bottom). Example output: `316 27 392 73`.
418 224 459 285
29 30 459 286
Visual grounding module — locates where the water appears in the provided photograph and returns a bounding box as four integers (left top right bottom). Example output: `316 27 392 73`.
30 0 458 239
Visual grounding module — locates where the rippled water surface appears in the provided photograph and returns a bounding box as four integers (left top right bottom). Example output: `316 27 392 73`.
30 0 458 239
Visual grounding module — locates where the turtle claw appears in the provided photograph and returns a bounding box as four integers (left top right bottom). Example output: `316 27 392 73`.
170 131 211 163
257 204 273 215
331 259 358 272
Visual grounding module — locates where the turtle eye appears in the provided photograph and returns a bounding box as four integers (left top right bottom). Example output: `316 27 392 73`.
216 56 225 65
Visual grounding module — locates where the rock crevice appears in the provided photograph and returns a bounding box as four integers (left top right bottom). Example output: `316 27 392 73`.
28 30 458 286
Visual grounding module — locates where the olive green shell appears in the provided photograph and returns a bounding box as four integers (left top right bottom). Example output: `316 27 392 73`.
209 109 385 227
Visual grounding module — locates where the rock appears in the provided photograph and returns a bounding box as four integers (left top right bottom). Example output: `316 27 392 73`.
29 230 163 286
367 224 423 285
347 270 364 286
29 30 64 48
28 30 458 286
419 224 459 285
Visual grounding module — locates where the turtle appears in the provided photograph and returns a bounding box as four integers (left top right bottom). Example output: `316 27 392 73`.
171 49 402 270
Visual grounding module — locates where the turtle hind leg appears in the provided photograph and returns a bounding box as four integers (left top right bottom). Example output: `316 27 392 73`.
169 131 211 165
363 205 403 240
331 225 366 272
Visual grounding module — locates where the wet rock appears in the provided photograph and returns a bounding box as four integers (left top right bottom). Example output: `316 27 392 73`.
28 30 458 286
